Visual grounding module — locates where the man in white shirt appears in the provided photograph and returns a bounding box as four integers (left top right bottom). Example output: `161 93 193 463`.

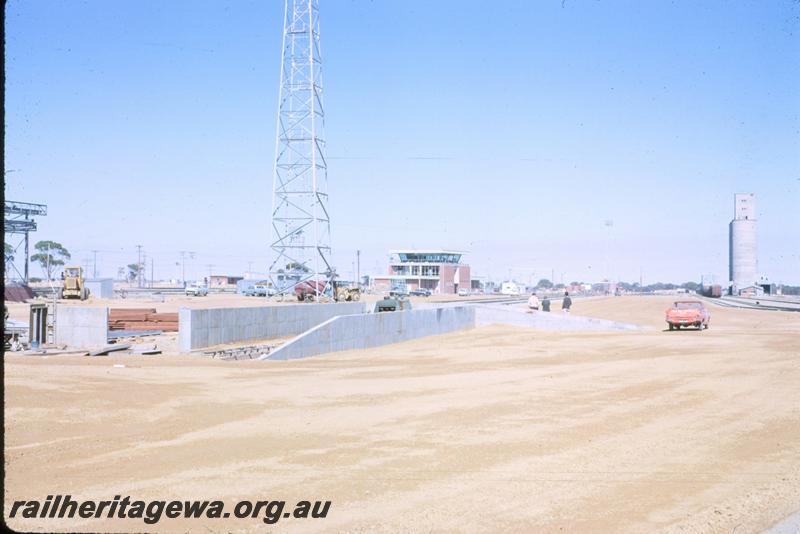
527 292 540 311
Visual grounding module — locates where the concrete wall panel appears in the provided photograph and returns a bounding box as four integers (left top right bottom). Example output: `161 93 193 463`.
179 302 367 352
263 306 475 360
55 306 109 348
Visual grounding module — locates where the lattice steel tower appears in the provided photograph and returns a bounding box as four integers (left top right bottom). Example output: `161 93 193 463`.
269 0 332 298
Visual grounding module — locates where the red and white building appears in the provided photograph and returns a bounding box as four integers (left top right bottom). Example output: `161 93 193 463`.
372 250 471 295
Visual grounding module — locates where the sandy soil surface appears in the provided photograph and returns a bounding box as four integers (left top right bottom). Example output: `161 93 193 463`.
4 296 799 532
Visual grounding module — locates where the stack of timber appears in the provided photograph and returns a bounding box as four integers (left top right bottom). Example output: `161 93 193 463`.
108 308 178 332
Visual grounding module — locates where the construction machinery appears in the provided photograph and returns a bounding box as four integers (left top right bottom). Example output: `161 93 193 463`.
294 279 361 303
60 266 90 300
374 295 412 313
295 280 328 302
333 281 361 302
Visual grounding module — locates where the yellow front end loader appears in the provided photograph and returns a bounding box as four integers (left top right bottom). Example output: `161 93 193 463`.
61 266 90 300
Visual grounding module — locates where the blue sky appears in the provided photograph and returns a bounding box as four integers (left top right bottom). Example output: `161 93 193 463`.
5 0 799 285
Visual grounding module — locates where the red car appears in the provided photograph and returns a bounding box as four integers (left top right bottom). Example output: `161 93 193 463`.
665 300 711 331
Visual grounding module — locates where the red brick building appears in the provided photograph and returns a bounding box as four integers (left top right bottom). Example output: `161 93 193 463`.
373 250 471 295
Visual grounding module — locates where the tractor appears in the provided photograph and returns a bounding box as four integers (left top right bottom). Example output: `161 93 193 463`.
60 266 90 300
333 280 361 302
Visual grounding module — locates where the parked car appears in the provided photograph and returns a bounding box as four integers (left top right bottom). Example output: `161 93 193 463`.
410 288 431 297
500 282 520 295
457 288 470 297
243 286 260 296
665 300 710 330
389 285 409 298
185 283 209 297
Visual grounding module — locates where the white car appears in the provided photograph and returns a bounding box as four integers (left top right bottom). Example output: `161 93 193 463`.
500 282 520 295
457 288 470 297
185 284 209 297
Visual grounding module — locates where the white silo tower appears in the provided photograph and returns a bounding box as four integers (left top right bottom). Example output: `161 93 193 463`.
728 193 758 295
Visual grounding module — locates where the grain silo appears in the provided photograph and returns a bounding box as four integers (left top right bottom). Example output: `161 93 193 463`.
728 193 758 295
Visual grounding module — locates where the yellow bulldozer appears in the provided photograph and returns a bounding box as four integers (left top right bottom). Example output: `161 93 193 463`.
333 281 360 302
60 266 90 300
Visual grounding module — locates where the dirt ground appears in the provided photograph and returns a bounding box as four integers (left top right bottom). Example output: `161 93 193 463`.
4 296 799 532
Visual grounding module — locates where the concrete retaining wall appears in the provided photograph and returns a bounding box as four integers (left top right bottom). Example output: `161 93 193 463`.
179 302 367 352
263 306 475 361
475 305 645 332
85 278 114 299
55 306 109 348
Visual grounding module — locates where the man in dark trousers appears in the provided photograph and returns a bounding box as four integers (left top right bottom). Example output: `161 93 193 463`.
562 291 572 313
541 295 551 312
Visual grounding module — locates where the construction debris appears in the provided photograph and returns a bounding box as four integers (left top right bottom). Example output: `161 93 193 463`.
108 308 178 332
87 343 132 356
86 343 162 356
201 343 277 361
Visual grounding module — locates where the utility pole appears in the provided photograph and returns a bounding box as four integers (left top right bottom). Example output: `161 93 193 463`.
179 251 186 286
24 218 29 282
142 252 147 289
604 219 614 282
136 245 143 288
356 250 361 287
91 250 98 278
205 264 214 286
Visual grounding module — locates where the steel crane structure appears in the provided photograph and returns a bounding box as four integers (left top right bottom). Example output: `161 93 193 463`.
268 0 333 300
4 200 48 283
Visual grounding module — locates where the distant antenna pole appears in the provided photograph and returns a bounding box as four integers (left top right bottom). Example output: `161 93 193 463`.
136 244 143 288
92 250 98 278
179 251 186 286
269 0 332 300
604 219 614 282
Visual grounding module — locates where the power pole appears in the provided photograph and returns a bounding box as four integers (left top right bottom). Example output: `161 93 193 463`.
205 264 214 286
269 0 332 302
91 250 98 278
179 251 186 287
356 249 361 287
136 245 143 288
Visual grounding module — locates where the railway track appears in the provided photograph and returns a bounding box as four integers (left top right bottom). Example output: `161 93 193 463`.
698 295 800 313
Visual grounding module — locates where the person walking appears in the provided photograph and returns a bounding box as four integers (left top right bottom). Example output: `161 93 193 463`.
541 295 551 312
562 291 572 313
527 292 540 311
